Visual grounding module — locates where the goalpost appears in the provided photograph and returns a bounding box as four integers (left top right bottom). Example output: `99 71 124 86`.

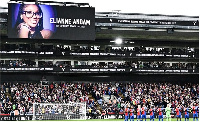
32 102 86 120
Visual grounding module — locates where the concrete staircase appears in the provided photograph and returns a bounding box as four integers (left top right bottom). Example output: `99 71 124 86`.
87 94 102 111
103 94 114 102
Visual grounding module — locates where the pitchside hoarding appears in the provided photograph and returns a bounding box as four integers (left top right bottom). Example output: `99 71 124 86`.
8 3 95 40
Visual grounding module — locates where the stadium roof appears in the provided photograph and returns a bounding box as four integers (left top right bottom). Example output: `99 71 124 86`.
0 1 199 41
1 0 200 16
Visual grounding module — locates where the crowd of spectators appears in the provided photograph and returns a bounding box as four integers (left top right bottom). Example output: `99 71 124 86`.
83 62 199 70
0 59 36 67
0 81 198 118
104 47 198 55
0 60 198 70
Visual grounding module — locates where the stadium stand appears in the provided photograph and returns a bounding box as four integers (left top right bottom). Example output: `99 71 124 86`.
0 82 199 120
0 1 199 121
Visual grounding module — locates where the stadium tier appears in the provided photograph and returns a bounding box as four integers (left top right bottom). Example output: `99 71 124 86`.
0 82 199 120
0 0 199 121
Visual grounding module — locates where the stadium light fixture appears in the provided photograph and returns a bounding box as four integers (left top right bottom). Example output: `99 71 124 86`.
115 38 123 44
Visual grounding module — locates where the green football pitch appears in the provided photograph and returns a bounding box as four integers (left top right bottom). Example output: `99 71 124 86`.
85 118 195 121
32 118 198 121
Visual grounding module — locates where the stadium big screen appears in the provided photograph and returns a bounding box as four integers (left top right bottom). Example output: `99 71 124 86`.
8 3 95 40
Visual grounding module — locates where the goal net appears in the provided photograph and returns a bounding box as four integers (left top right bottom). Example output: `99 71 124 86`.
32 102 86 120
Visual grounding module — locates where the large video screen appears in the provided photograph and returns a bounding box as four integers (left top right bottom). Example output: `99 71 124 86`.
8 3 95 40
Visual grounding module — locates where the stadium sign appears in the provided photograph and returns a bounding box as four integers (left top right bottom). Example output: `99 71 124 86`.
8 3 95 40
96 18 199 26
